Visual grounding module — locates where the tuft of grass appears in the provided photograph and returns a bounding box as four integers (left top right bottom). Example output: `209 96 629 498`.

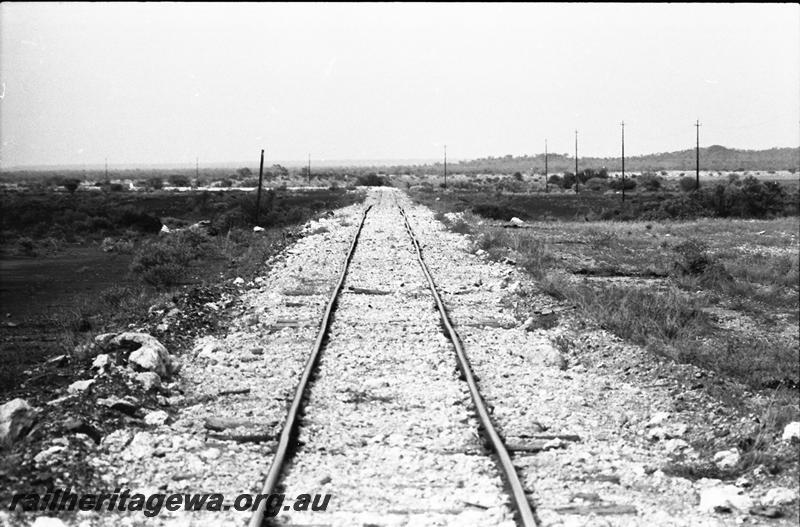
550 279 711 346
450 218 473 235
130 230 218 288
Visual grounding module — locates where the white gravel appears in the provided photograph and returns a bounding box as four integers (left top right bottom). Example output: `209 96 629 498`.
277 189 515 527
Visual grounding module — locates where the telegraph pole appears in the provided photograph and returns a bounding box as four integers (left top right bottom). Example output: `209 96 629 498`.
444 144 447 189
255 149 265 224
695 120 701 190
621 121 626 203
307 154 311 184
196 156 199 180
544 139 548 193
105 157 108 179
574 130 579 194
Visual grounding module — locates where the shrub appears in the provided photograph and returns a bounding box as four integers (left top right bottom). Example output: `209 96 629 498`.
168 174 191 187
584 177 608 192
547 174 563 188
497 178 525 193
111 207 162 233
356 173 387 186
17 237 36 256
130 231 215 288
678 176 698 192
639 173 663 191
63 179 81 194
608 178 636 191
578 168 608 183
561 172 576 189
145 177 163 190
672 239 713 275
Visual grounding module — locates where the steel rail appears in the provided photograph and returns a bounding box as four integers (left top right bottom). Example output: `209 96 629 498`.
249 205 373 527
398 204 539 527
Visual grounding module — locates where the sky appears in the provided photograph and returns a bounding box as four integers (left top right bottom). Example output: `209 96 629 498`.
1 2 798 168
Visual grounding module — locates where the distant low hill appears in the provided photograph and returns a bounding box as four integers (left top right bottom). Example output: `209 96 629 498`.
385 146 799 175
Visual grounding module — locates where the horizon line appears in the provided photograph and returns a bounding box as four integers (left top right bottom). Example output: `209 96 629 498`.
2 144 798 172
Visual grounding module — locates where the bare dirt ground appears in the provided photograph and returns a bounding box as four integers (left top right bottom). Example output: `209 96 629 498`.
1 187 797 526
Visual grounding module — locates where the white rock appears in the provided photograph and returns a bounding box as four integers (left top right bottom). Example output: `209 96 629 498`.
144 410 169 426
34 445 66 465
713 448 740 469
46 395 71 407
94 332 117 346
540 344 567 370
647 411 670 427
111 332 171 377
0 398 37 447
253 226 265 233
200 447 221 460
32 518 68 527
67 379 95 394
542 438 566 450
664 438 690 454
126 431 155 459
159 224 170 234
134 372 161 391
91 354 111 372
781 421 800 441
233 277 245 286
509 217 525 226
646 427 668 441
761 487 797 506
670 423 689 437
699 485 753 513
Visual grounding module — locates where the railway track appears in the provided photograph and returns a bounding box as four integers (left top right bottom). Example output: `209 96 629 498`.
249 189 537 527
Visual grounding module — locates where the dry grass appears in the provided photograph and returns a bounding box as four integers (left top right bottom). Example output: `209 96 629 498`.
441 214 799 389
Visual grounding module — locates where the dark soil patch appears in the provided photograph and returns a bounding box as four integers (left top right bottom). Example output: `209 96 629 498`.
0 248 133 320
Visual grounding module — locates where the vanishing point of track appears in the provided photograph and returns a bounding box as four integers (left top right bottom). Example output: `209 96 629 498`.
249 191 537 527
